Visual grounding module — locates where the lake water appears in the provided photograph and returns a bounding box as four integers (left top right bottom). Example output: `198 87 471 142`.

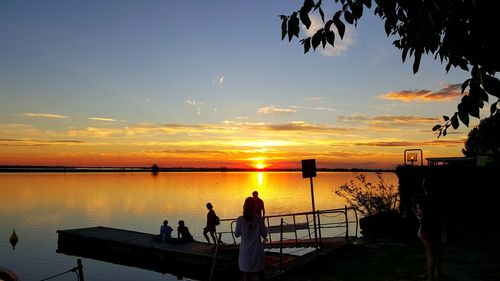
0 171 397 281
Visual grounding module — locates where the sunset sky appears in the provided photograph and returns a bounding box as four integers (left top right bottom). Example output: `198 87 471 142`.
0 1 486 169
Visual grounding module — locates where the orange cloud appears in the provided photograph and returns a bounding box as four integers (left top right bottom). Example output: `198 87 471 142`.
352 139 465 147
379 84 461 102
338 114 440 127
0 139 83 146
223 120 352 133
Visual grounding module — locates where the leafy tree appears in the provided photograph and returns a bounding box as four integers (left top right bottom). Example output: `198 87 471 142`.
462 112 500 158
335 173 399 216
281 0 500 137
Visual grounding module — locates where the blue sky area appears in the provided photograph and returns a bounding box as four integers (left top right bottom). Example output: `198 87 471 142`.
0 1 478 169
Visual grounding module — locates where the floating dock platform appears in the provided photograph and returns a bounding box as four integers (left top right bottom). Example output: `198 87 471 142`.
57 208 359 280
57 226 241 280
57 226 352 281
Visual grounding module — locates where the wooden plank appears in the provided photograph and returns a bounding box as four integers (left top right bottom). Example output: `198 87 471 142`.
58 226 218 257
57 226 352 281
267 222 309 233
57 226 241 280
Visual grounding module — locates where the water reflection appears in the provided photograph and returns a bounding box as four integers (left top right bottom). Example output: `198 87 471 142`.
257 172 264 186
0 171 397 281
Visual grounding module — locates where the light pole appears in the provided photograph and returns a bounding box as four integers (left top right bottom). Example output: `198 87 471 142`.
301 159 319 250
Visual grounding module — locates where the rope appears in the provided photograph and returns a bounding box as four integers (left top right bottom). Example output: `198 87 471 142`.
39 264 80 281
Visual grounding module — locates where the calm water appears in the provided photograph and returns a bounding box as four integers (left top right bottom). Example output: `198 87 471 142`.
0 171 396 281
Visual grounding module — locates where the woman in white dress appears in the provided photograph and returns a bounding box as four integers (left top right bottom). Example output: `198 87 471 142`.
235 197 268 281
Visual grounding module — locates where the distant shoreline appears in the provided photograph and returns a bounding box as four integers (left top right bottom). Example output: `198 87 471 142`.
0 165 395 173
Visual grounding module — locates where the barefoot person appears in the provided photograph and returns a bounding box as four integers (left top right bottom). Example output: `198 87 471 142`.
235 197 268 281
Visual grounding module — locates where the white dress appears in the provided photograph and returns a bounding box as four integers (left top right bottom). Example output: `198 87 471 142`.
234 215 267 272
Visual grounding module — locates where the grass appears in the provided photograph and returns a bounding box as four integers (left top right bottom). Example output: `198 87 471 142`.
275 234 500 281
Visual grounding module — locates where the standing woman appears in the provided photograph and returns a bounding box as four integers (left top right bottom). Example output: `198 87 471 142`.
235 197 268 281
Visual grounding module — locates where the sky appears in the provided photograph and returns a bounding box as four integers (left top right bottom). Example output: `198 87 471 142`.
0 1 485 169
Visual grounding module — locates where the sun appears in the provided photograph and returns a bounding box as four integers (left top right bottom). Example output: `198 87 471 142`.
249 157 268 170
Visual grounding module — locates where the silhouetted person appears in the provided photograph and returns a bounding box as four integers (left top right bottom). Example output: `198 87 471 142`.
203 202 218 244
252 191 265 218
235 197 267 281
414 177 442 281
160 220 173 242
177 220 194 242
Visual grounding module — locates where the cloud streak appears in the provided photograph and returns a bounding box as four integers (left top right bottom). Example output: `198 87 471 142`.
0 138 84 146
378 84 461 102
338 114 440 127
223 120 352 133
352 139 465 147
89 117 116 122
258 106 297 115
291 105 338 112
22 113 70 119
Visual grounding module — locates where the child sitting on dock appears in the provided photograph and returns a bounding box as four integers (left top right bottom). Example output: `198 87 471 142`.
160 220 173 242
177 220 194 242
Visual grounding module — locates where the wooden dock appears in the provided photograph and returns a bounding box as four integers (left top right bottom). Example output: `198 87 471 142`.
57 226 241 280
57 226 353 281
57 208 359 280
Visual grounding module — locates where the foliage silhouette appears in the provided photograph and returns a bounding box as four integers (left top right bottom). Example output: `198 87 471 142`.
462 112 500 159
335 172 399 216
281 0 500 136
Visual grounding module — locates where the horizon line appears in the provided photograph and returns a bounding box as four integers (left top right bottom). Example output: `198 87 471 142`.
0 165 396 173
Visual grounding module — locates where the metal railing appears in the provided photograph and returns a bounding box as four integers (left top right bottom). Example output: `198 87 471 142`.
217 205 358 247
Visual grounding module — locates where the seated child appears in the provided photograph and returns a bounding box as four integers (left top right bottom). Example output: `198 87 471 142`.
160 220 173 242
177 220 194 242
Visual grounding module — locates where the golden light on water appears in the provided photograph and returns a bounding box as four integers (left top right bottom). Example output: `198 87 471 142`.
257 172 264 186
0 171 399 234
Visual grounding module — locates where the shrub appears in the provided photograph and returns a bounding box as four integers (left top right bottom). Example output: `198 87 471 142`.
335 173 399 217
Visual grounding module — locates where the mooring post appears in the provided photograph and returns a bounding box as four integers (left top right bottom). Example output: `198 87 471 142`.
77 259 84 281
316 210 322 248
279 218 284 273
344 205 349 242
209 233 222 281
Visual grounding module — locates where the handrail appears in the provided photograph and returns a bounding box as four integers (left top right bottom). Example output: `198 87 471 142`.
218 206 358 246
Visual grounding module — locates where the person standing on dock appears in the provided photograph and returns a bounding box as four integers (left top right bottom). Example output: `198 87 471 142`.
252 191 265 218
235 197 267 281
203 202 218 245
160 220 173 242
